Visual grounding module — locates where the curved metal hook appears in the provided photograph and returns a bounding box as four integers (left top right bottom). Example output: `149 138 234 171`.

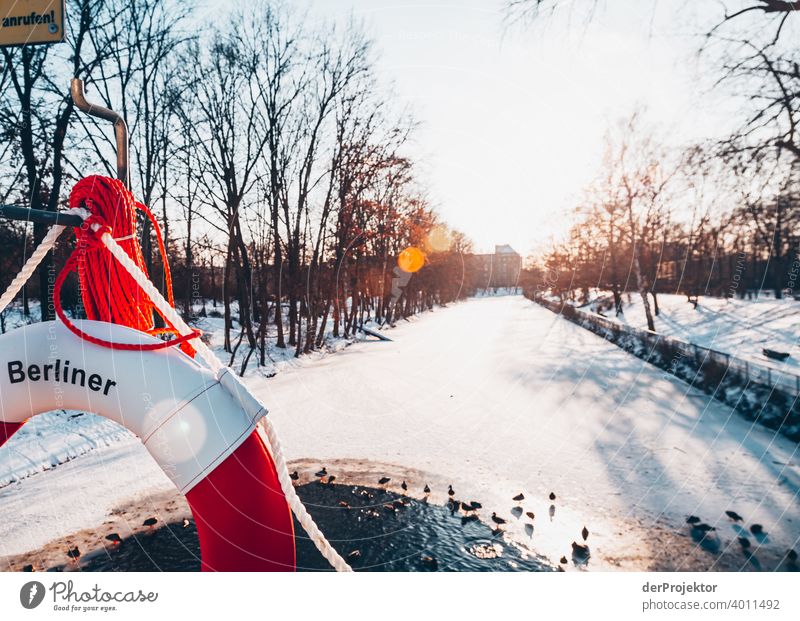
71 78 129 188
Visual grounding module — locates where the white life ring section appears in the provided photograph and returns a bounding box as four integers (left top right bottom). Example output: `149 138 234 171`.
0 320 265 494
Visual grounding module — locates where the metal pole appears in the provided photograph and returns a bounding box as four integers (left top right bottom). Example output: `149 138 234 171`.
0 80 130 228
70 78 129 189
0 204 84 227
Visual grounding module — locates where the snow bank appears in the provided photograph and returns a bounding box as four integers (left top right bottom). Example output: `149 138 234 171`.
534 293 800 441
0 411 136 488
585 291 800 373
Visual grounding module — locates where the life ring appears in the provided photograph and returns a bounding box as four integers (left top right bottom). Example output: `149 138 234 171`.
0 319 296 571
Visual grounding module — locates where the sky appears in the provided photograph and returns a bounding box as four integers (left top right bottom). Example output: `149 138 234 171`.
307 0 746 256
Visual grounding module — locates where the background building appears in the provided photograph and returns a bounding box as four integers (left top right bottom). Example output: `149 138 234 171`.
469 244 522 289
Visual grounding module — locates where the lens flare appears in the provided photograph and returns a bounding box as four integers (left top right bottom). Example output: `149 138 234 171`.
398 247 425 273
425 225 452 253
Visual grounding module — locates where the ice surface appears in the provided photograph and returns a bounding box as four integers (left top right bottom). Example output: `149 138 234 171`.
1 295 798 559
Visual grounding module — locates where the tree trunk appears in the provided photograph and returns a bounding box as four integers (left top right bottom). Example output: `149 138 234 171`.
223 242 233 353
273 230 285 349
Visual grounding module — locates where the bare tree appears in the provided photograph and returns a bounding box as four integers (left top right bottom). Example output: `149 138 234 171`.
605 114 675 330
184 12 274 354
79 0 193 278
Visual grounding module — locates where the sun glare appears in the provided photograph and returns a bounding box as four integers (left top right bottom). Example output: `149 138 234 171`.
398 247 426 273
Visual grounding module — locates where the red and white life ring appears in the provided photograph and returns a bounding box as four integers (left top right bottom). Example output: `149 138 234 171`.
0 319 296 571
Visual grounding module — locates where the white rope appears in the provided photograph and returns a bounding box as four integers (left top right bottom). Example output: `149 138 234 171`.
0 225 66 315
0 207 91 315
256 422 353 572
97 231 353 572
97 230 222 371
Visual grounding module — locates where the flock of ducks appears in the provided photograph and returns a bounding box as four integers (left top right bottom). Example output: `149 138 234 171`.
42 514 192 570
483 489 590 569
297 467 592 570
26 467 796 572
303 467 798 572
686 512 798 569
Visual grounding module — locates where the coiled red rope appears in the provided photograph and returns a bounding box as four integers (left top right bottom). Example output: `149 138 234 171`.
53 175 198 355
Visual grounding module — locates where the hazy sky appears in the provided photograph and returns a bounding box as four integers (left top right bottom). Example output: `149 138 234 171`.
309 0 741 256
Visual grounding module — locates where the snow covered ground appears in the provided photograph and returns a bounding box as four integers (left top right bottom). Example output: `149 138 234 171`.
1 295 798 567
0 412 134 488
587 292 800 374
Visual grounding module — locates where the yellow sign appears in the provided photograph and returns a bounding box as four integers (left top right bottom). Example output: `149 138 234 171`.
0 0 65 48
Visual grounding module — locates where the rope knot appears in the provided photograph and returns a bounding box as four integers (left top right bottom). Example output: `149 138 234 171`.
76 216 112 250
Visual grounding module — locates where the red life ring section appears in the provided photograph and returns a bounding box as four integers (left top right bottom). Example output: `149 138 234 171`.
0 320 295 571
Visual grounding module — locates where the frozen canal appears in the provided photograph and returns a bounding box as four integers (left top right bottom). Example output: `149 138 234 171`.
260 295 800 568
2 295 798 569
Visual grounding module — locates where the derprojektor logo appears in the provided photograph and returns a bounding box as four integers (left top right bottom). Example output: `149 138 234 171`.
20 581 46 609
